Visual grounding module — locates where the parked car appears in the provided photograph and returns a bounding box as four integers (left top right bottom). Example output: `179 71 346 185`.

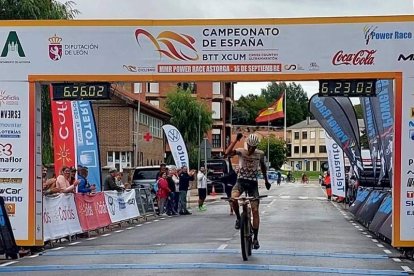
258 171 286 181
132 165 174 189
201 159 230 194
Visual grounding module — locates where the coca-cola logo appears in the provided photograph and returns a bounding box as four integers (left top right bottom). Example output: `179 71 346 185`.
332 50 376 66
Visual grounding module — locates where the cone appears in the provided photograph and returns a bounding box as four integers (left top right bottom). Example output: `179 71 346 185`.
211 184 217 196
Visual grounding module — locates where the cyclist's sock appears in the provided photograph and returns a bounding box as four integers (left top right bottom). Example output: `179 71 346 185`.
252 227 259 240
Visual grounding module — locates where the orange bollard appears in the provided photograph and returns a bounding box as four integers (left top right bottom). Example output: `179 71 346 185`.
211 184 217 196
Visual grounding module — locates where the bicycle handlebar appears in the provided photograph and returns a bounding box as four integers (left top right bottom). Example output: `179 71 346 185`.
221 195 268 201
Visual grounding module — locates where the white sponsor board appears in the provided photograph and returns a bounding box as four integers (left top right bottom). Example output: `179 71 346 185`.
325 134 346 198
43 194 82 241
0 17 412 246
104 190 139 223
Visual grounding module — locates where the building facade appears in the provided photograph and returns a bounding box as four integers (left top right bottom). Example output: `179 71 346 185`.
117 81 234 157
286 118 364 172
92 87 170 171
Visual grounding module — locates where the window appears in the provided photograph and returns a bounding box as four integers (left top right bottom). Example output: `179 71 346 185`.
139 113 149 125
302 131 307 139
149 100 159 108
291 161 294 168
212 102 221 119
212 82 221 95
294 146 299 154
319 145 327 153
319 129 325 138
149 116 163 138
302 146 307 153
294 132 299 140
313 161 317 171
297 161 302 170
305 161 310 171
147 82 159 93
177 82 196 93
133 83 142 94
310 146 315 153
212 129 221 148
310 131 316 139
107 151 132 172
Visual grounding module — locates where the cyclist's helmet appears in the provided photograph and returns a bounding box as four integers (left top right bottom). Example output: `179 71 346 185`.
246 133 259 147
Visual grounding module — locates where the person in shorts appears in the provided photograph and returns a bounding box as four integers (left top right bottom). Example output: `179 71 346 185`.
225 133 271 250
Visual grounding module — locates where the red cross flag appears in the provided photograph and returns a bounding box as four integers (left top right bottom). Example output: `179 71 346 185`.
143 132 153 142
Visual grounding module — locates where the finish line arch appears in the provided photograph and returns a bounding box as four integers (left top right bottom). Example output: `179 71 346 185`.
0 16 411 247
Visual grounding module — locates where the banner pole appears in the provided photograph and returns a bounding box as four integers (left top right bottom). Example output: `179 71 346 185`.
284 89 287 143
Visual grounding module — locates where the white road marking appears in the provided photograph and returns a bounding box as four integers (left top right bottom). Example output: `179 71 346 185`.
384 249 392 254
126 227 134 230
371 239 379 243
137 224 143 227
68 241 81 245
154 220 160 222
401 266 413 272
361 232 367 235
393 258 402 262
365 235 372 238
50 246 65 250
28 254 39 258
0 261 18 266
160 218 166 220
217 244 228 250
377 244 384 248
298 196 308 200
280 196 291 199
102 233 111 237
145 222 152 224
115 230 124 233
86 237 98 241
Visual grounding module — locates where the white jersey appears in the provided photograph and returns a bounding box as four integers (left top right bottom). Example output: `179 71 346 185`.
236 148 265 181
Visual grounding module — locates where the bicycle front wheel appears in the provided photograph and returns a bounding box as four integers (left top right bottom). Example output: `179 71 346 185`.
240 212 251 261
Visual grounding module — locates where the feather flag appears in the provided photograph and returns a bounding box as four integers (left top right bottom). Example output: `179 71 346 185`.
255 92 284 123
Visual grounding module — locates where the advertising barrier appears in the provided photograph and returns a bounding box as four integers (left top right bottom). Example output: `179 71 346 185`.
349 187 372 215
0 197 18 259
378 214 392 241
355 189 387 226
74 192 111 232
134 188 156 215
104 190 139 223
43 194 82 241
369 192 392 233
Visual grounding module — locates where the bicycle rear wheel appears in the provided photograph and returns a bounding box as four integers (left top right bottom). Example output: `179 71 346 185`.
240 213 251 261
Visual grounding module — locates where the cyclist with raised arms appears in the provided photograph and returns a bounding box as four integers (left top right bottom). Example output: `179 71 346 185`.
225 133 271 250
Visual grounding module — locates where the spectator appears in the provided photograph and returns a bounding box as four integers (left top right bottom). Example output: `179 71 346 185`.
221 159 238 215
69 166 78 185
115 172 125 190
56 166 78 193
197 167 207 212
156 172 170 215
171 168 180 214
178 166 195 215
104 168 123 192
276 171 282 186
77 166 96 194
324 171 332 201
166 169 178 216
42 167 59 195
155 163 167 180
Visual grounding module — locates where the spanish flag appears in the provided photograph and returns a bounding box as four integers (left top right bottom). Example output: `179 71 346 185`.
255 92 284 123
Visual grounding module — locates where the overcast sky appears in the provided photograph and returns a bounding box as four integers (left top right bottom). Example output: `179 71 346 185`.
69 0 413 99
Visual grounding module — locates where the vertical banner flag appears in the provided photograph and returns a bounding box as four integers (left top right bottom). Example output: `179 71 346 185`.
255 92 284 123
309 95 363 178
325 133 346 197
72 101 102 191
335 97 361 147
369 80 394 183
162 124 189 168
50 88 76 177
360 97 380 180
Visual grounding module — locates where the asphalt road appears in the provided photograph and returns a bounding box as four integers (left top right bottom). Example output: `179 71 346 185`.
1 181 413 275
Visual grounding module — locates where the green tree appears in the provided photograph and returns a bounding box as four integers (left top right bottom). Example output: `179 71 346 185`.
234 94 267 125
165 88 213 168
1 0 79 165
353 103 364 119
257 136 286 170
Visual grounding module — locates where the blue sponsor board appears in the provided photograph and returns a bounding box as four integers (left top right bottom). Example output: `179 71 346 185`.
72 101 102 191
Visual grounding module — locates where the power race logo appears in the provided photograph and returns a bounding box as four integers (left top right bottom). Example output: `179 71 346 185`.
135 29 199 61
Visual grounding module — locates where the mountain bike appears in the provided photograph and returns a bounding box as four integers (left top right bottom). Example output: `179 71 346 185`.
287 176 296 183
222 194 268 261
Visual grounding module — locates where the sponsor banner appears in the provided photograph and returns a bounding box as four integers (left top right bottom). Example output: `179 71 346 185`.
309 95 363 178
43 194 82 241
162 124 189 168
370 80 394 182
0 82 29 242
355 190 387 224
369 193 392 233
72 101 102 191
104 190 139 223
349 187 372 215
360 97 380 179
325 134 346 197
50 94 76 176
74 192 111 232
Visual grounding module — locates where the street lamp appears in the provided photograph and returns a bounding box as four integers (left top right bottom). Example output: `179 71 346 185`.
267 107 274 169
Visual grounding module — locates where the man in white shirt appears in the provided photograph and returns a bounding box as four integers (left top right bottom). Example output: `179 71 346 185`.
197 167 207 211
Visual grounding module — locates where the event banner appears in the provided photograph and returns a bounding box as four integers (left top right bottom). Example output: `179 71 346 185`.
50 95 76 176
72 101 102 191
43 194 82 241
325 134 346 197
369 193 392 233
74 192 111 232
360 97 380 180
162 124 189 168
370 80 394 183
104 190 139 223
309 95 363 178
